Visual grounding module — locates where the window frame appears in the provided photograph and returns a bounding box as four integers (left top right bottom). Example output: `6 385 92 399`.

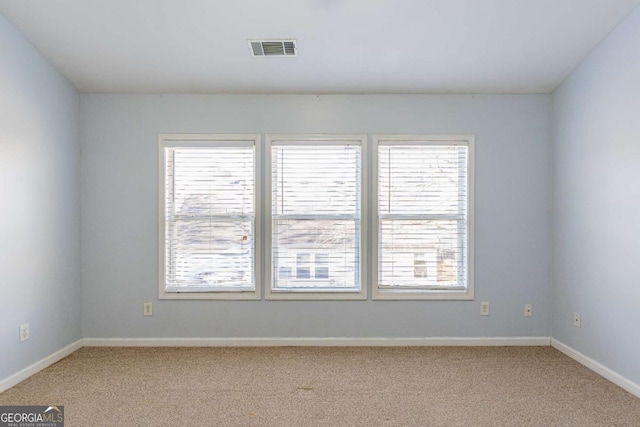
264 134 368 300
158 134 262 300
371 134 475 300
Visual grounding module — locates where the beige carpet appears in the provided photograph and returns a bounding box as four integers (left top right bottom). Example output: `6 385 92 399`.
1 346 639 426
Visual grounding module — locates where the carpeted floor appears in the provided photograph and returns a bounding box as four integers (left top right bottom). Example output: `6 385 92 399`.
1 346 639 426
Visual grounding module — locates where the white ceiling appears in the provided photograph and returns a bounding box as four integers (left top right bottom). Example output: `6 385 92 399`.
1 0 638 94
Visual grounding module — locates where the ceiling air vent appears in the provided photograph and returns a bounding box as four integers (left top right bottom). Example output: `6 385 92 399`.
248 39 297 57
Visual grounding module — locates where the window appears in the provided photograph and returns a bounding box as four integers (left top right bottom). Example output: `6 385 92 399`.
295 253 311 279
289 252 331 280
159 133 472 301
266 134 367 300
314 253 330 279
159 134 261 299
413 253 428 278
372 135 474 300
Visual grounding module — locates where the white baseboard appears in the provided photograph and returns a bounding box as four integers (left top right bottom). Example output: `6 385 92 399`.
83 336 551 347
0 339 83 394
551 338 640 399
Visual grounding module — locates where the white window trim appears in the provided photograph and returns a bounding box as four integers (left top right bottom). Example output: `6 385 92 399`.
371 134 475 300
158 134 262 300
264 134 368 300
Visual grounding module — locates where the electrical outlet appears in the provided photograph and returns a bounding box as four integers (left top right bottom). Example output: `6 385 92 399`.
480 302 490 316
143 302 153 316
19 324 30 343
573 312 581 328
524 304 533 317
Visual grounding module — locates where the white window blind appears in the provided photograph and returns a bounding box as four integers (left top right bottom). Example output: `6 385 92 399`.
162 141 256 294
376 139 471 295
270 140 362 293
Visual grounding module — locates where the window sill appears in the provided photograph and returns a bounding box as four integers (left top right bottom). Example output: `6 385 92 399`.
265 289 367 300
159 290 261 300
372 288 473 300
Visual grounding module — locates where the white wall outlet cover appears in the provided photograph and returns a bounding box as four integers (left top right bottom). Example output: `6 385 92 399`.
144 302 153 316
19 323 30 342
573 312 581 327
480 302 490 316
524 304 533 317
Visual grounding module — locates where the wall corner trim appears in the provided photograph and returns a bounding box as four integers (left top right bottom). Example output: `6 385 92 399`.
0 339 83 394
551 338 640 399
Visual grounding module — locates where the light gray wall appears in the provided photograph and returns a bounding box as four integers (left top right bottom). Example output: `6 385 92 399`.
0 14 81 381
553 6 640 384
81 94 552 338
